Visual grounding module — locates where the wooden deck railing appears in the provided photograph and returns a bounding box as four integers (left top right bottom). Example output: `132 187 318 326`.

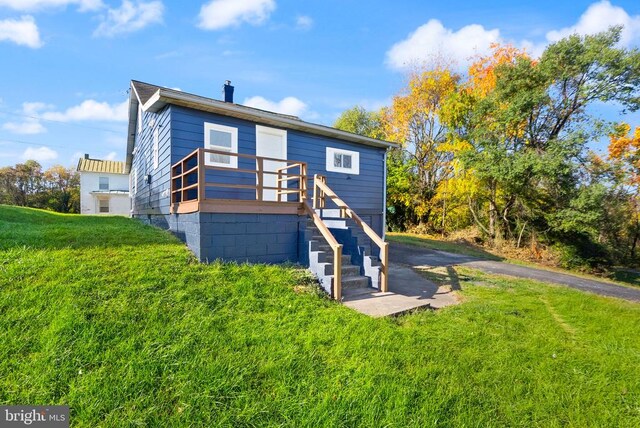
312 174 389 293
170 148 307 212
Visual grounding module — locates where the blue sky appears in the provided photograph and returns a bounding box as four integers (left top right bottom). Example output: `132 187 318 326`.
0 0 639 168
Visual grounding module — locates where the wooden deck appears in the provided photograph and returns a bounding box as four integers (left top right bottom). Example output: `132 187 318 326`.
170 148 307 215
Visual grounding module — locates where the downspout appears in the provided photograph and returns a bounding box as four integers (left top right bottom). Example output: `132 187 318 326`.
383 149 387 240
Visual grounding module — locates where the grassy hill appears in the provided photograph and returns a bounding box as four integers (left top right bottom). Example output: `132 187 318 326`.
1 205 639 427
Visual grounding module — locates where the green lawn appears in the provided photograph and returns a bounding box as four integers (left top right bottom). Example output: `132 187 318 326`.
1 205 640 427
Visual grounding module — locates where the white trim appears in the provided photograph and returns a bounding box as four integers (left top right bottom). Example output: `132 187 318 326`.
137 104 143 134
130 166 137 195
204 122 238 168
153 126 159 170
383 150 387 240
326 147 359 175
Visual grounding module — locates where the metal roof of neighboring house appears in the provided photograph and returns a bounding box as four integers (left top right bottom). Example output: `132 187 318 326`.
77 157 126 174
125 80 397 172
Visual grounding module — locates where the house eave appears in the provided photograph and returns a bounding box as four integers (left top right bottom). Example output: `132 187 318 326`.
145 88 397 149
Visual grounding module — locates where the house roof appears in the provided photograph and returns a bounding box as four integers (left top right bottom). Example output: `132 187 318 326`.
125 80 397 172
77 157 126 174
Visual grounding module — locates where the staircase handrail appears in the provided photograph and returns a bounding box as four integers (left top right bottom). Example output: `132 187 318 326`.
302 200 343 300
313 175 389 292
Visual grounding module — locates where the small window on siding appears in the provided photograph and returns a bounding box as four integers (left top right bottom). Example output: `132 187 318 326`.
99 176 109 190
153 126 159 170
99 198 109 213
204 123 238 168
326 147 359 175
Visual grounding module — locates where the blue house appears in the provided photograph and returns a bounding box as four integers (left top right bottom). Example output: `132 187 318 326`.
126 80 396 300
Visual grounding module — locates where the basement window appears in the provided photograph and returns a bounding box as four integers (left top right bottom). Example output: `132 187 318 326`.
326 147 359 175
204 122 238 168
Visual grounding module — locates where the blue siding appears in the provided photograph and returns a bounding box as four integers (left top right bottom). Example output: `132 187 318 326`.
170 105 385 215
131 105 172 215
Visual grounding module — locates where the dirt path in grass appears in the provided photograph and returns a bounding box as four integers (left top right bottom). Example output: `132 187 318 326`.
390 243 640 303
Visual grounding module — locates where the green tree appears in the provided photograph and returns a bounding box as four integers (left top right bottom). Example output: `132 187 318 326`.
445 28 640 251
334 106 384 139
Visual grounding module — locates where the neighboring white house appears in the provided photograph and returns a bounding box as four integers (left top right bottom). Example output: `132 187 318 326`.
77 154 130 215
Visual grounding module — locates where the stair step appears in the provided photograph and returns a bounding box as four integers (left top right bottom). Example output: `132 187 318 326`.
340 276 370 289
309 249 329 263
341 264 360 277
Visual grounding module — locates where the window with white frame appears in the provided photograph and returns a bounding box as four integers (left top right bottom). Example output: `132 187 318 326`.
99 198 109 213
326 147 360 174
204 123 238 168
99 176 109 190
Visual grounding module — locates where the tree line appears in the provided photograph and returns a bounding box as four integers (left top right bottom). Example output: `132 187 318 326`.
0 160 80 213
335 28 640 270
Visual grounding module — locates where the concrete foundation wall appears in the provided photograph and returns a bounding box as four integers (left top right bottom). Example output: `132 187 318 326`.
135 212 305 264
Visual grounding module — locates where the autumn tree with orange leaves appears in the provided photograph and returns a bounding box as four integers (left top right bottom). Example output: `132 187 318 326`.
608 123 640 258
381 67 459 227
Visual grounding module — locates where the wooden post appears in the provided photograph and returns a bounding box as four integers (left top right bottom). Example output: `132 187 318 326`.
334 244 343 300
170 165 175 213
197 149 205 203
300 163 307 202
312 174 318 209
256 157 264 201
276 168 282 202
380 242 389 292
319 175 326 208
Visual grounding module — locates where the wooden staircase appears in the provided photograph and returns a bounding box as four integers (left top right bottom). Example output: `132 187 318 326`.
302 175 388 300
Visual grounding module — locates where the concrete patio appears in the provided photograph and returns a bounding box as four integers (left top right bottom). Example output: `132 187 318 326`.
342 262 459 317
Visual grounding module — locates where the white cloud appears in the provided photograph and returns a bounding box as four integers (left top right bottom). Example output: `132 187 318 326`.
94 0 164 37
0 0 103 11
546 0 640 46
2 121 46 134
386 19 500 71
295 15 313 31
2 102 51 134
243 95 307 117
0 15 42 48
22 146 58 162
198 0 275 30
385 2 640 71
104 151 118 160
41 99 129 122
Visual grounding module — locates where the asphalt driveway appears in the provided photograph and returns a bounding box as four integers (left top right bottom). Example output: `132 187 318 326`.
390 243 640 302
